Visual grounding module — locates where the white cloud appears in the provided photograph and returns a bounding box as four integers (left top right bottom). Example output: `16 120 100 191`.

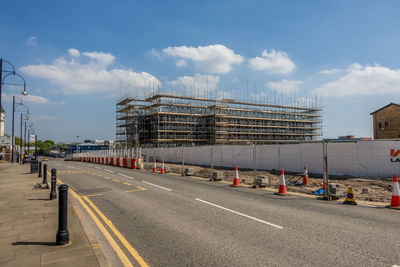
163 44 243 74
25 36 38 46
24 94 50 104
265 79 303 93
167 74 220 95
248 49 295 74
68 48 80 57
148 48 161 59
1 93 50 104
313 63 400 97
175 59 187 67
20 48 161 95
318 68 342 74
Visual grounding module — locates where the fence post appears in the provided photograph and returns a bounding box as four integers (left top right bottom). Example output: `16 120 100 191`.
210 145 214 180
322 140 330 200
253 143 257 179
181 145 185 176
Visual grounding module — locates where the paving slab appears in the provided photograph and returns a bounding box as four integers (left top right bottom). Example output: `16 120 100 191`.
0 163 100 266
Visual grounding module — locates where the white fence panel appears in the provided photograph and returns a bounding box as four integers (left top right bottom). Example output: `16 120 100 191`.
357 141 400 177
327 143 357 176
298 143 323 174
256 145 280 170
279 144 301 172
139 140 400 178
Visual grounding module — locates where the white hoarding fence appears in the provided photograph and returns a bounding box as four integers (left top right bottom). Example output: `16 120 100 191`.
142 140 400 178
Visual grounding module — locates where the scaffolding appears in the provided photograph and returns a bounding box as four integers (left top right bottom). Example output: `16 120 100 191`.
116 93 322 147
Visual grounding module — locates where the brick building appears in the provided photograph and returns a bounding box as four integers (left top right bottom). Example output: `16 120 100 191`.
370 103 400 139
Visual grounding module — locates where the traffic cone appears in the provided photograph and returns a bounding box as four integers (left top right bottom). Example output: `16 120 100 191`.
322 167 327 190
302 165 310 186
133 159 137 170
275 168 287 195
160 161 166 174
232 165 240 186
343 187 357 205
153 160 157 173
390 174 400 208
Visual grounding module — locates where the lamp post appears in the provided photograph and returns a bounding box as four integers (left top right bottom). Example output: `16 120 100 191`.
1 60 28 163
20 114 30 162
28 126 36 159
0 59 17 119
11 97 28 163
24 119 33 157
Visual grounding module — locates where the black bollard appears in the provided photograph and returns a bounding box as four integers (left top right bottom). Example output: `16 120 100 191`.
56 184 69 245
50 169 57 200
42 164 47 184
38 161 42 178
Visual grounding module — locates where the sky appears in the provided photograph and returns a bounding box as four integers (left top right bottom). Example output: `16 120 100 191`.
1 0 400 142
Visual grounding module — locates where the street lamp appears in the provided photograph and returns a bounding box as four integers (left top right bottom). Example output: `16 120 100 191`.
27 125 34 157
1 59 28 108
24 119 33 157
11 97 29 163
21 114 30 161
1 59 29 163
28 126 37 160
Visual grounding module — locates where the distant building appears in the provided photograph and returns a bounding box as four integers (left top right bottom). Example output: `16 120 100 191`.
370 103 400 139
66 143 109 154
84 139 113 146
324 135 372 142
338 135 372 141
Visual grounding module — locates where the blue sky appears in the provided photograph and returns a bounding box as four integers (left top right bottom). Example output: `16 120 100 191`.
1 0 400 142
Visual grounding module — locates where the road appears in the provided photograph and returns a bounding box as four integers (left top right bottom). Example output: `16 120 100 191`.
47 159 400 266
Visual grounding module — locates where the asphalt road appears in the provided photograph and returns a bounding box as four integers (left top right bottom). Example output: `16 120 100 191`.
47 159 400 266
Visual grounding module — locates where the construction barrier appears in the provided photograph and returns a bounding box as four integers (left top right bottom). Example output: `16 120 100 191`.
141 141 400 178
123 158 127 168
131 158 136 169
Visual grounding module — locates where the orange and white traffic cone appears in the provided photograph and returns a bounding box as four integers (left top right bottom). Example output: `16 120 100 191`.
232 165 240 186
302 165 310 186
322 167 327 190
275 168 287 195
153 160 157 173
160 161 165 174
390 174 400 208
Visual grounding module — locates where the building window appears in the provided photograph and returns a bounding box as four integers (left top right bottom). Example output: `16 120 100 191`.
378 122 382 129
385 121 388 128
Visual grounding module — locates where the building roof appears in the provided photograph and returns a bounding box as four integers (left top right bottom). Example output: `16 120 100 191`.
1 105 5 113
370 103 400 115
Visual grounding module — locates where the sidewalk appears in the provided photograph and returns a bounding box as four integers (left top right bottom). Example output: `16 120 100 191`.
0 163 100 266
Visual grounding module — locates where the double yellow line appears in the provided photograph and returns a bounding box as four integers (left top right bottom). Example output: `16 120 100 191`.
57 176 149 267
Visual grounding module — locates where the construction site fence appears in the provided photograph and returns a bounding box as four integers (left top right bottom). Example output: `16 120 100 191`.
72 140 400 178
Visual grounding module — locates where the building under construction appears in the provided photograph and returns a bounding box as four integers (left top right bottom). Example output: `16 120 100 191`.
116 93 322 147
